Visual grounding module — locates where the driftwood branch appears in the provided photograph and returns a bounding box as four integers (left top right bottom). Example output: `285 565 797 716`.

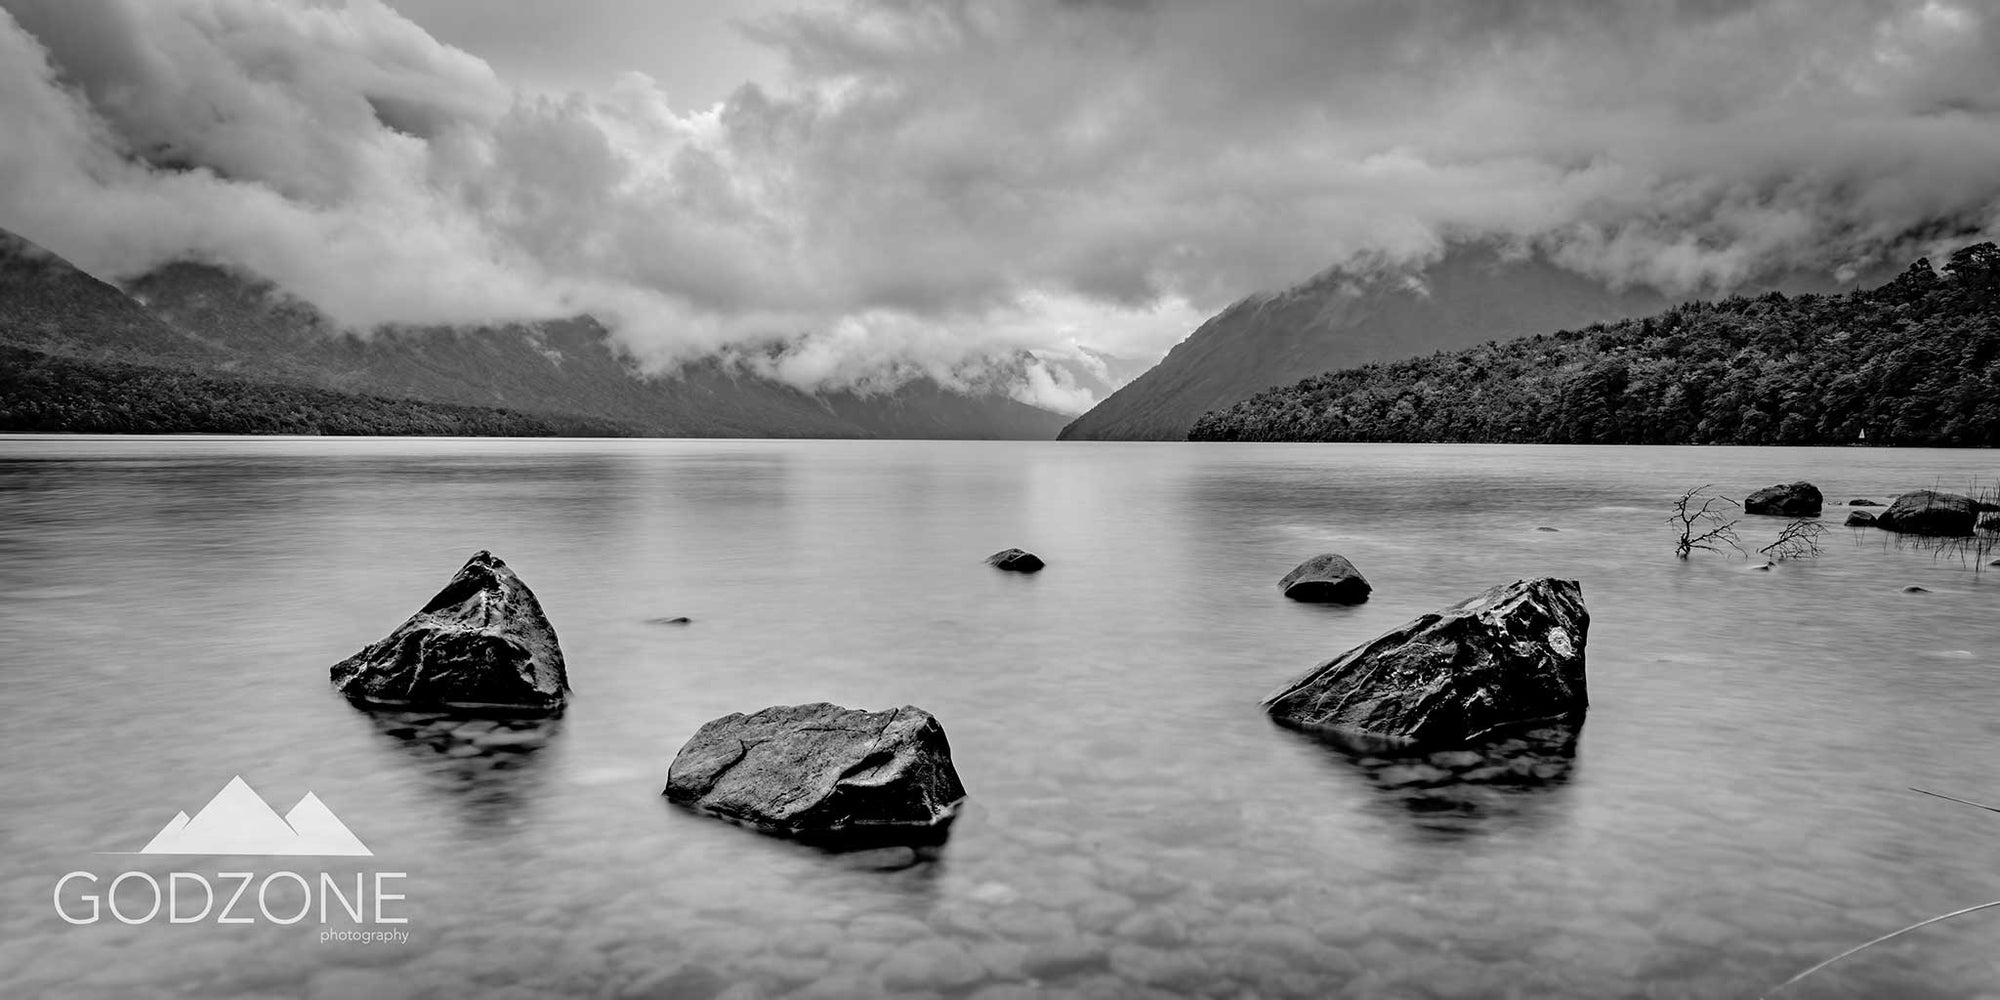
1761 899 2000 998
1909 786 2000 815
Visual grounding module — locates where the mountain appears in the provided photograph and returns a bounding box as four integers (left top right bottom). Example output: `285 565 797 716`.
124 262 1068 439
1059 248 1681 441
1188 245 2000 447
0 227 1070 438
0 229 219 365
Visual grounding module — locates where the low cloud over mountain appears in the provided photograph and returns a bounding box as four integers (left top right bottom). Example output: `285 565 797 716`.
2 0 1997 407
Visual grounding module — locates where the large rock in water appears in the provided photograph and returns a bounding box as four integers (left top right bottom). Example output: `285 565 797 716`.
1744 482 1822 516
1876 490 1976 537
664 703 966 842
330 551 569 715
1279 553 1372 603
1263 578 1588 745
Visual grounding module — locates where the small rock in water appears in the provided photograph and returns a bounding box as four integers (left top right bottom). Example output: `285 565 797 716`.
1903 585 1931 593
1849 498 1882 507
1744 481 1823 517
1844 510 1877 527
1278 553 1371 604
1751 562 1774 572
649 616 693 625
663 702 966 843
330 551 569 715
984 548 1045 573
1535 526 1561 533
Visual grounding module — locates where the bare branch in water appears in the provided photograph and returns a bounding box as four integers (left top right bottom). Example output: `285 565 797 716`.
1758 518 1826 561
1669 485 1743 560
1909 786 2000 815
1761 900 2000 998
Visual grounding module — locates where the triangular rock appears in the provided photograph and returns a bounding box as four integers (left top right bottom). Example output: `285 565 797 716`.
1264 578 1589 746
330 551 568 714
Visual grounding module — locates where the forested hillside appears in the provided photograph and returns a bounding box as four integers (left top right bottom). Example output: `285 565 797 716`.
0 345 634 437
1188 245 2000 447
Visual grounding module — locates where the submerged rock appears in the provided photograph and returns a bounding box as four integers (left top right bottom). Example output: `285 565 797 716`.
1744 482 1822 517
330 551 568 715
1849 499 1882 507
1278 553 1372 604
1877 490 1976 537
649 616 693 626
1844 510 1877 527
1263 578 1588 745
985 548 1045 573
664 703 966 843
1903 585 1931 594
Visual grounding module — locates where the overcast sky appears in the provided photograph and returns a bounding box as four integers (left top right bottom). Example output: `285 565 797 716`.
1 0 1997 408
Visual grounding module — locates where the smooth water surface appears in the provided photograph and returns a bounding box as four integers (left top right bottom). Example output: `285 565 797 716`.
2 437 1997 1000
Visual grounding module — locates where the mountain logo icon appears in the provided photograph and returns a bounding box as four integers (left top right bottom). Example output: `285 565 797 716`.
131 777 372 856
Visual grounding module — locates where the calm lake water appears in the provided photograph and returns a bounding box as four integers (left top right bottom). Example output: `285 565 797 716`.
2 436 1997 1000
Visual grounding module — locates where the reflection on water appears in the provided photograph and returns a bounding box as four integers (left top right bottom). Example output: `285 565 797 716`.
1289 722 1581 838
359 710 562 833
2 437 1998 1000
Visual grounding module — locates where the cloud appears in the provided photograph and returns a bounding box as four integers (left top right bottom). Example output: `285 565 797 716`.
1 0 1997 411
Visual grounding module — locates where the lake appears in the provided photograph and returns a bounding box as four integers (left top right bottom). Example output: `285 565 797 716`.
1 436 1996 1000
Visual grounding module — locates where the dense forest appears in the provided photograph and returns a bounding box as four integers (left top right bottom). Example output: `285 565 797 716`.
0 345 635 437
1189 244 2000 447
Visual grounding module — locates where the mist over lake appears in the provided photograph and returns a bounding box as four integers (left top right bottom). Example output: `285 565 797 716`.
3 436 1995 999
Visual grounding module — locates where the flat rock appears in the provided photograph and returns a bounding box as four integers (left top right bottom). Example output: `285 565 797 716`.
1278 553 1371 604
1877 490 1977 537
985 548 1045 573
649 616 693 625
330 551 568 715
1849 498 1882 507
1744 481 1823 517
663 703 966 843
1263 578 1589 745
1844 510 1877 527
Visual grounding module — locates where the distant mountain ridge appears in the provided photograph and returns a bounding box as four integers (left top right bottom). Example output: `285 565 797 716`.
0 228 1072 439
125 261 1071 438
1060 248 1684 441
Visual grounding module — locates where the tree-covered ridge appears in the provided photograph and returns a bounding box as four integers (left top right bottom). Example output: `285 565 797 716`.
0 345 635 437
1188 244 2000 447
